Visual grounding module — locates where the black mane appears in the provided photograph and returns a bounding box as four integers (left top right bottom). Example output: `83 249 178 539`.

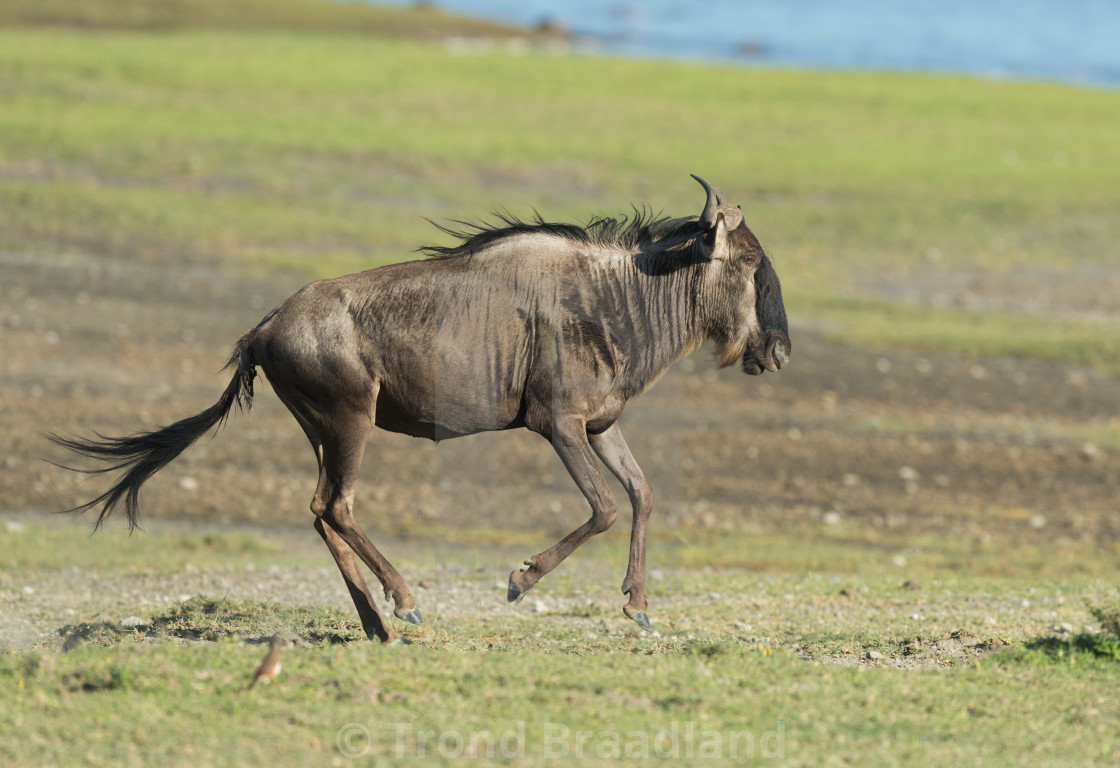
421 207 704 260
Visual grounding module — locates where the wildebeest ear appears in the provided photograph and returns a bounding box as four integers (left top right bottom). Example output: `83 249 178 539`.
701 211 731 261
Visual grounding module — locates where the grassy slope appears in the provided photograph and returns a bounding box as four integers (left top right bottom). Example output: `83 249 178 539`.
1 11 1119 365
0 0 525 38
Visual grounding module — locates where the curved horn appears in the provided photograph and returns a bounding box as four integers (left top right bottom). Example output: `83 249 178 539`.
691 174 726 229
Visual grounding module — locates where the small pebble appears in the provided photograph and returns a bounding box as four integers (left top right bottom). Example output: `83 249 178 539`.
120 616 145 627
866 650 884 661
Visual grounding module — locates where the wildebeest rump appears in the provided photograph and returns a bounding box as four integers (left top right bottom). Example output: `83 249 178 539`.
50 175 791 642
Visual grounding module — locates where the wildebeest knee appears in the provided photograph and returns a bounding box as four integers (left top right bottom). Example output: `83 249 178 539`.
316 495 355 529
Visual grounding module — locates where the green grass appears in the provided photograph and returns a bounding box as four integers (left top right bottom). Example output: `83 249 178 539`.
0 0 526 38
1 2 1119 366
4 521 1120 765
4 637 1118 767
1015 632 1120 664
0 522 290 572
4 589 1120 767
6 518 1117 582
805 294 1120 369
4 31 1117 280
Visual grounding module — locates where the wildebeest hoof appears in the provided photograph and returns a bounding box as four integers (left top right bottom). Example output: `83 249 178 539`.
623 606 651 632
396 607 423 625
507 570 531 603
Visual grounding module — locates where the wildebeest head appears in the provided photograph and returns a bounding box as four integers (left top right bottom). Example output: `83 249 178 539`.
692 174 791 376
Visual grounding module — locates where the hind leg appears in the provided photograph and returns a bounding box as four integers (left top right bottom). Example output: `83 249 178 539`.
306 386 421 626
287 410 398 643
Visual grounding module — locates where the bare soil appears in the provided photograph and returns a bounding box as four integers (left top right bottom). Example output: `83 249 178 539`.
5 251 1117 538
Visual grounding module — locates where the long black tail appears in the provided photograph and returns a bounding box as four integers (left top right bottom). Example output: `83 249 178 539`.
48 331 259 531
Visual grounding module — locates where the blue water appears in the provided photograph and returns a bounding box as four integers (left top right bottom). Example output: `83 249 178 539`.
381 0 1120 87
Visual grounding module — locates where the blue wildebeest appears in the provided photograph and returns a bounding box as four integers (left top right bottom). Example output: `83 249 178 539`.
51 175 790 643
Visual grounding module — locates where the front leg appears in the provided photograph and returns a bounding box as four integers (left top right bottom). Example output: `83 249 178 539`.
590 424 653 631
508 415 619 602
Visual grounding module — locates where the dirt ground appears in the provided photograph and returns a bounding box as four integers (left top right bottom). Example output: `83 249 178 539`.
3 250 1120 550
